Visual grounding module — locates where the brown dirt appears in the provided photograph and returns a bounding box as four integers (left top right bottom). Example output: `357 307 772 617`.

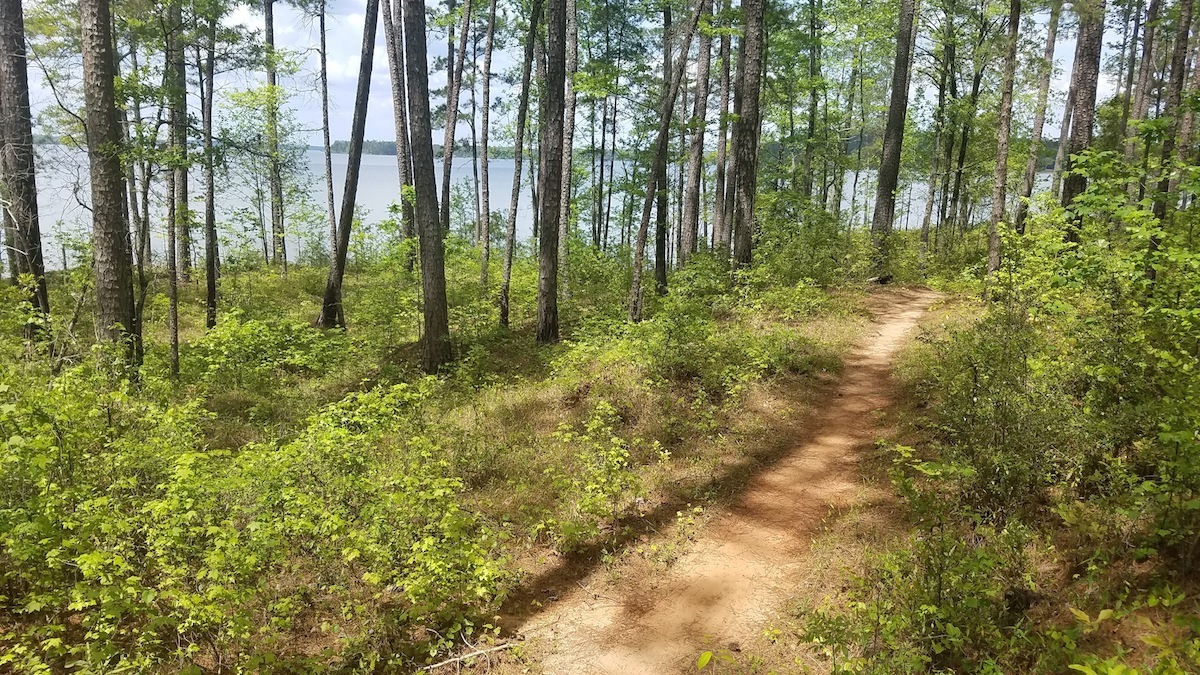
514 287 941 674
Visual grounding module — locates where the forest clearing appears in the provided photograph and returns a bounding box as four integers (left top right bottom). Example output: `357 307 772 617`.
3 0 1200 669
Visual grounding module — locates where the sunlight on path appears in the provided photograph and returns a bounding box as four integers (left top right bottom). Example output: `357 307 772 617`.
521 288 941 674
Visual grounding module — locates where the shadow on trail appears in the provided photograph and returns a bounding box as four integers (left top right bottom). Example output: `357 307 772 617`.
499 287 936 632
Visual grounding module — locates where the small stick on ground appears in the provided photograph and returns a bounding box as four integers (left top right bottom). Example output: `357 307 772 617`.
422 642 517 671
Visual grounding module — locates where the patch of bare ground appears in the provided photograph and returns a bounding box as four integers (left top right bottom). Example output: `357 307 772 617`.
452 287 940 674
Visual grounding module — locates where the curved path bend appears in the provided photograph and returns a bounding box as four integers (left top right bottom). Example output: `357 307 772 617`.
518 288 941 674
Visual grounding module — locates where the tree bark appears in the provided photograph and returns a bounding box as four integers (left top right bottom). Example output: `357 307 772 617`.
200 17 220 329
987 0 1020 274
919 29 945 262
802 0 822 198
537 0 567 343
382 0 416 251
834 59 858 223
558 0 578 300
730 0 765 269
500 0 542 327
1125 0 1162 164
712 0 732 253
81 0 136 360
1052 84 1074 199
0 0 50 326
1061 0 1107 240
681 0 713 264
319 0 339 258
479 0 498 290
629 3 703 321
869 0 916 271
655 4 672 295
439 0 473 233
1123 1 1145 132
1014 0 1061 235
318 0 380 328
1148 0 1193 269
1171 31 1200 194
166 0 185 378
265 0 287 273
404 0 453 370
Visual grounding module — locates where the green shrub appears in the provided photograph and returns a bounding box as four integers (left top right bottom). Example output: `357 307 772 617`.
187 310 346 390
541 402 645 551
0 377 507 671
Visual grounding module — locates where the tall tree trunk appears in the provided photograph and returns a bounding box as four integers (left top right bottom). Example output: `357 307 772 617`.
0 0 50 326
1014 0 1061 235
318 0 380 328
1052 85 1075 198
199 19 220 329
724 34 742 255
264 0 287 273
655 4 672 294
948 60 984 238
1171 32 1200 194
834 58 858 222
713 1 733 253
1120 0 1144 135
869 0 917 272
988 0 1021 274
802 0 822 198
439 0 473 233
595 92 608 248
1148 0 1193 274
675 73 687 254
81 0 135 361
500 0 542 327
1125 0 1163 164
919 31 946 262
731 0 765 270
681 0 713 264
537 0 567 343
381 0 417 268
604 50 621 246
470 30 481 240
935 38 957 246
319 0 338 258
404 0 453 370
558 0 578 300
479 0 497 290
629 3 702 320
1061 0 1108 240
166 0 185 378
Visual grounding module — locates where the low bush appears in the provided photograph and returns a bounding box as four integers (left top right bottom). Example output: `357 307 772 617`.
0 377 507 671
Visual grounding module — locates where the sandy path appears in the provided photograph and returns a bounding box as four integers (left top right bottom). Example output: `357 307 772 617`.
518 288 940 674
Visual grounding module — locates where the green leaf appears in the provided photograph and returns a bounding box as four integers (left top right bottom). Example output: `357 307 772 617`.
697 651 713 670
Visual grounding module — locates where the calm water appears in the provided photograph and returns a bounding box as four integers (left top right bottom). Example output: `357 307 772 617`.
34 146 539 268
30 144 1053 269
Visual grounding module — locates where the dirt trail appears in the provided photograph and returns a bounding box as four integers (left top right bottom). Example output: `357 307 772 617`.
519 288 940 674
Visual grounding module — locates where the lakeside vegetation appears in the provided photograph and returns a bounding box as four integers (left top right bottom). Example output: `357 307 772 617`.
3 0 1200 669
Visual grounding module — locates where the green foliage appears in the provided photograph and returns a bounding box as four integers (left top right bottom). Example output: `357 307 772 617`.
756 191 874 285
187 310 345 389
805 153 1200 673
0 373 507 671
801 516 1037 673
541 402 642 550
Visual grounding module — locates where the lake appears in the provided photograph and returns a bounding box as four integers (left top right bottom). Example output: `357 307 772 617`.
29 144 1052 269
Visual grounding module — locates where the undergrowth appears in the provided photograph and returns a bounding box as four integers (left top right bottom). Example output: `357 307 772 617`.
0 233 866 671
786 205 1200 674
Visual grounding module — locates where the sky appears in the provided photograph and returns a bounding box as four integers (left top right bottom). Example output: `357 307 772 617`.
226 0 460 143
27 0 1124 147
229 0 1123 144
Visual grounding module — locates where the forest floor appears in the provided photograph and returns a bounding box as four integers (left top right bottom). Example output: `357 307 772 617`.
478 287 940 674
